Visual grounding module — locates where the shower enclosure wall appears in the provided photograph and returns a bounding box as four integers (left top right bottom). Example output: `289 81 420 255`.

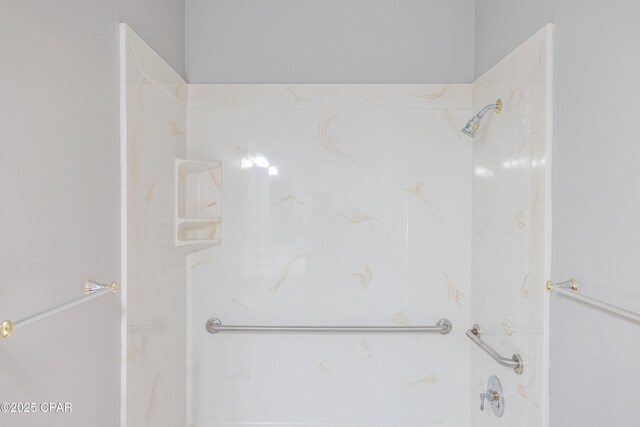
121 24 552 427
187 84 472 426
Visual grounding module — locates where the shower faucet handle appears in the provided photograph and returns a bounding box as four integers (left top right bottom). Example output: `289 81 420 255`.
480 375 505 416
480 390 499 411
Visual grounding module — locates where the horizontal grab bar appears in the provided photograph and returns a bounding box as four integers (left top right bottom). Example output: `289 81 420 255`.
466 324 523 375
547 279 640 323
1 280 118 339
206 318 452 335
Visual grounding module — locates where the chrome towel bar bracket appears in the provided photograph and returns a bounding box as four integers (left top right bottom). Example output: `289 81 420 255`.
466 324 523 375
206 318 453 335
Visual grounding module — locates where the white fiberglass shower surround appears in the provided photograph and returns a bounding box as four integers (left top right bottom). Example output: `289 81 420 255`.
121 23 552 427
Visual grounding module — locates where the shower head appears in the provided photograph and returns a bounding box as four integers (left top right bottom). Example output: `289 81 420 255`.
461 116 482 138
461 99 502 138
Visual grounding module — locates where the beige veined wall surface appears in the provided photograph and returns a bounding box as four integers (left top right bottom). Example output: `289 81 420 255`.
470 25 552 427
186 84 473 427
121 25 188 427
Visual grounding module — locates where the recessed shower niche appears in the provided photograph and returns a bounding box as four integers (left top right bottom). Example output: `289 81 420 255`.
175 159 222 250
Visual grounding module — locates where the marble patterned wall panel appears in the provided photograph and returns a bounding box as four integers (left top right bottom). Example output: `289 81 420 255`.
186 85 472 427
470 25 552 427
188 84 471 110
121 25 187 427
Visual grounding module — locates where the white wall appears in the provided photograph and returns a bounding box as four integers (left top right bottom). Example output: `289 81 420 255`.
476 2 640 426
0 2 183 427
185 0 475 83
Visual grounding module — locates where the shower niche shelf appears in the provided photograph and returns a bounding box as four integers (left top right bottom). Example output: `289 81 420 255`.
175 159 222 252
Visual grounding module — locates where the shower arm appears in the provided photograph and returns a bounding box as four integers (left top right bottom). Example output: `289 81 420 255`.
476 100 502 119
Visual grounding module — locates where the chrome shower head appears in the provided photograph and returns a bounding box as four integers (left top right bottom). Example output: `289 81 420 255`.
461 99 502 138
461 116 482 138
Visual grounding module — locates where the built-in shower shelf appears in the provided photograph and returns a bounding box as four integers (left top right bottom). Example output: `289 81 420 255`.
175 159 222 251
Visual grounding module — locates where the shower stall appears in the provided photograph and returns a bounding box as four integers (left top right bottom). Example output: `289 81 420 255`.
121 22 552 427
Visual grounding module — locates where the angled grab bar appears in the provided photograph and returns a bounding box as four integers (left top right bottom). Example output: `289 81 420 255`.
206 318 453 335
466 324 523 375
